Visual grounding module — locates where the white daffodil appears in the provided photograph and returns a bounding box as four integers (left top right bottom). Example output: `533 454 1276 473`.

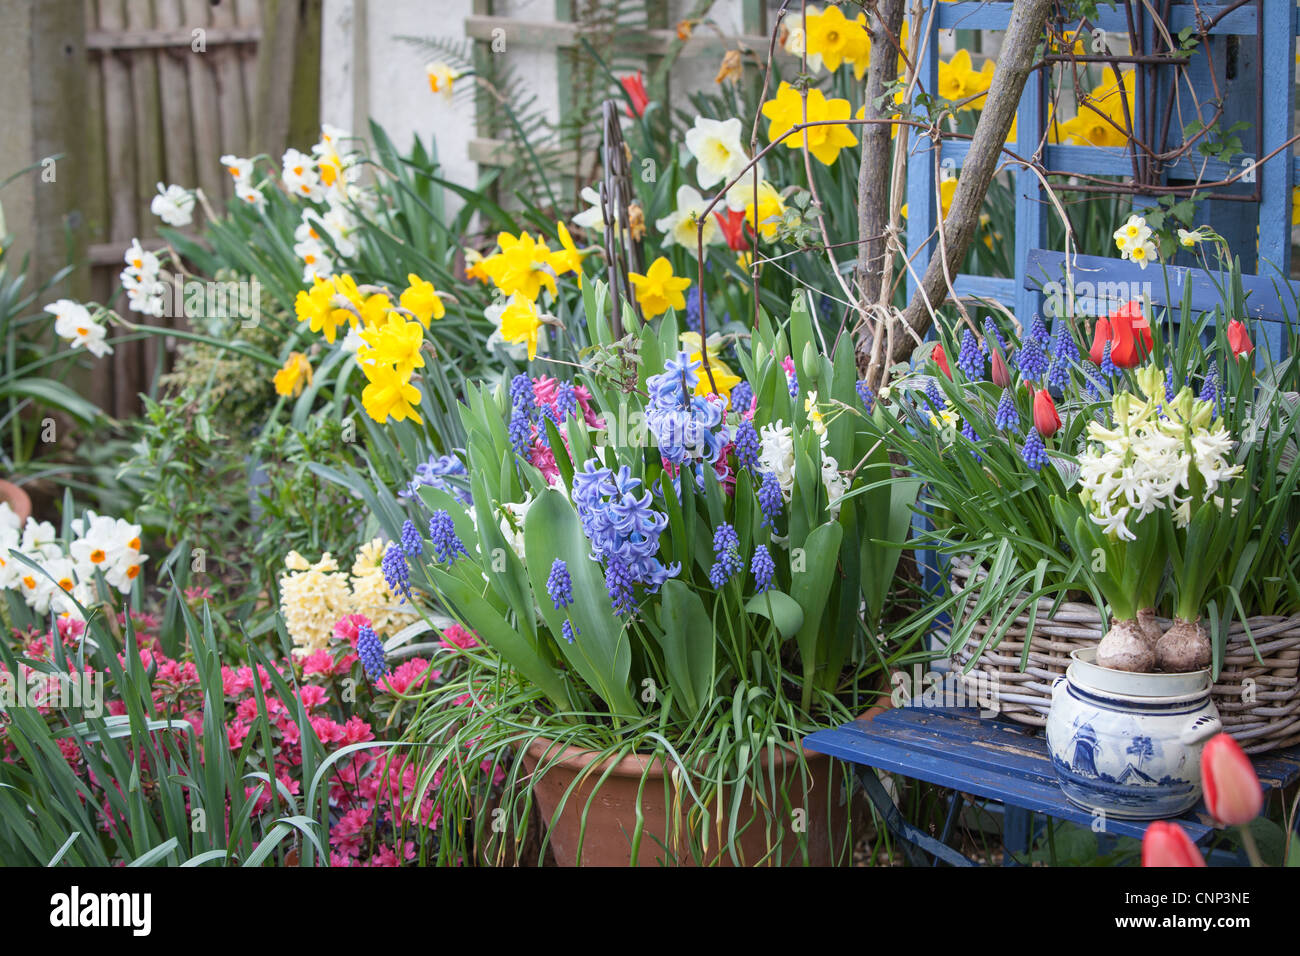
220 154 254 188
572 185 605 232
46 299 111 357
235 182 267 213
1112 214 1151 254
685 116 750 189
281 148 324 202
655 184 720 248
150 182 195 227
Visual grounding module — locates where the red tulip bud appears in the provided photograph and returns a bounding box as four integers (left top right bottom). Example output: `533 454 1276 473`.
931 343 951 378
1227 319 1254 358
1141 821 1207 867
1201 733 1263 826
619 71 649 118
1032 389 1061 438
991 349 1010 388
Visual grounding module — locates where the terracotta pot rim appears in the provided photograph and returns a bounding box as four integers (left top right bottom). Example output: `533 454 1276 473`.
0 479 31 524
524 708 878 780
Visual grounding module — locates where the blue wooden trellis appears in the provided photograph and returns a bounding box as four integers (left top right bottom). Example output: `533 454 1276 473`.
905 0 1298 358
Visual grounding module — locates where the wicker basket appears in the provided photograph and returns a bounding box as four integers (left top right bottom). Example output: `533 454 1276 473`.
948 561 1300 754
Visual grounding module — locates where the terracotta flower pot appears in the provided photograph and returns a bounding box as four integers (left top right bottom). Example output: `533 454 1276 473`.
0 479 31 524
520 735 854 867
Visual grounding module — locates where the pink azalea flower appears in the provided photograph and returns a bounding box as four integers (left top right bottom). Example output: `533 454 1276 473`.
439 624 479 651
333 613 372 647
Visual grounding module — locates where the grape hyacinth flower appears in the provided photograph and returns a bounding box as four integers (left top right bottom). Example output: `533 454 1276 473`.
1016 333 1048 382
751 545 776 593
856 380 875 412
1053 327 1079 365
509 372 535 413
961 419 981 462
400 519 423 557
733 419 760 471
508 406 532 456
357 625 390 680
1046 354 1071 392
994 389 1019 431
555 381 577 421
757 470 783 528
605 556 636 616
957 328 985 381
1028 315 1050 348
729 381 754 418
709 523 744 588
546 558 574 610
1165 364 1176 403
428 509 468 564
561 619 579 644
1021 429 1048 471
1099 340 1119 378
382 542 412 603
924 380 946 412
1200 363 1222 417
983 316 1008 353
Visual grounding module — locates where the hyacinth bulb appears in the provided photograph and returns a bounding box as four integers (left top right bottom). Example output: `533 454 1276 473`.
1136 607 1163 649
1096 617 1155 672
1156 617 1211 673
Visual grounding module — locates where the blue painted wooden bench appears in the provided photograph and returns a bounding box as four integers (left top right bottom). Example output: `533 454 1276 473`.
803 707 1300 866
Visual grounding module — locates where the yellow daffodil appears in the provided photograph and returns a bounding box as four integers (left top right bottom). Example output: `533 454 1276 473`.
294 278 349 344
358 292 393 329
273 352 313 398
938 50 994 110
680 332 742 400
361 363 423 425
547 222 589 286
761 82 858 167
399 274 446 326
628 256 691 319
901 177 958 221
465 248 490 283
1057 68 1135 148
805 4 871 78
1292 188 1300 226
498 294 545 361
482 232 558 301
743 180 785 240
358 312 426 379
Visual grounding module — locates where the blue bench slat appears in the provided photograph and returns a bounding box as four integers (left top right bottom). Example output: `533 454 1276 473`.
806 719 1212 841
804 708 1300 845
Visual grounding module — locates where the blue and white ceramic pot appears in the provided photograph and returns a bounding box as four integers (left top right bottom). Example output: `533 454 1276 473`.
1046 648 1222 820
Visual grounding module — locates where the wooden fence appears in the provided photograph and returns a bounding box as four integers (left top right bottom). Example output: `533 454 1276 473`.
4 0 320 419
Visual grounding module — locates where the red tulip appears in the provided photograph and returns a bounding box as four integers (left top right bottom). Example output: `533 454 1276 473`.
714 208 750 252
1141 821 1207 867
1201 733 1263 825
1227 319 1254 357
619 71 649 118
1087 316 1113 365
1089 301 1152 369
1032 389 1062 437
990 348 1010 388
932 343 951 378
1108 301 1153 368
